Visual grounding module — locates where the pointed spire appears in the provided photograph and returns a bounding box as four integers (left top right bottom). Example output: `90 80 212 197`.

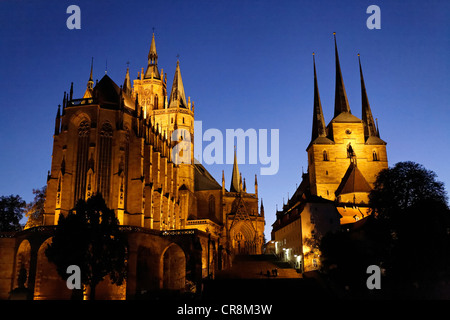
333 33 351 118
230 147 241 193
358 54 378 138
69 82 73 100
260 199 265 217
123 66 132 96
169 60 187 108
83 58 94 99
148 32 158 63
311 52 327 141
54 105 61 135
144 33 160 79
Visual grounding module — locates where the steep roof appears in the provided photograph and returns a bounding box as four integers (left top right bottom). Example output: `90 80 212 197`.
335 162 372 196
330 111 362 123
93 75 120 105
194 162 222 191
92 75 135 110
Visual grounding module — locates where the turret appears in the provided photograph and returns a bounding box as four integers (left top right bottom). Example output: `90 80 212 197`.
169 60 187 108
54 105 61 135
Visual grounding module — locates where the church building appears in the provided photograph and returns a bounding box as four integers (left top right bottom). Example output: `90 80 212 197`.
272 34 388 271
0 34 264 299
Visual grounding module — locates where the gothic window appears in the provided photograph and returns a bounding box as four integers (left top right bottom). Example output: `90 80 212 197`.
373 150 379 161
154 95 159 109
208 195 215 217
74 120 90 204
98 122 113 203
323 150 328 161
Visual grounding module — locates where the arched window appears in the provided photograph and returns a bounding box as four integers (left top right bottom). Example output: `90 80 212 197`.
208 195 215 217
98 122 113 203
373 150 379 161
154 95 159 109
74 120 90 204
323 150 328 161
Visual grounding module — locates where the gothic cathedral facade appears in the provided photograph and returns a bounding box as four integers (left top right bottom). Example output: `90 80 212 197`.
0 34 264 300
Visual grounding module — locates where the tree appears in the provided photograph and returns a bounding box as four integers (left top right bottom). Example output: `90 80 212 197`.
320 162 450 298
368 161 450 297
25 186 46 229
45 193 127 300
369 161 448 220
0 195 26 232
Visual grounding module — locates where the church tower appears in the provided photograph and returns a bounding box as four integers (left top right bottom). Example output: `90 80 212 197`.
306 34 388 209
132 34 196 223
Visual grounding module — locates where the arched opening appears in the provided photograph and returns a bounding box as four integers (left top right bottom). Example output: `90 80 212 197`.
230 221 257 255
74 120 90 204
160 243 186 291
136 246 160 294
34 238 71 300
372 150 379 161
154 95 159 109
323 150 328 161
98 122 113 204
13 240 31 290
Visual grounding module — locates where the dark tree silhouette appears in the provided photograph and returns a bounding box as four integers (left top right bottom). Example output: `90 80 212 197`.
0 195 26 232
45 193 127 300
369 161 448 220
321 161 450 299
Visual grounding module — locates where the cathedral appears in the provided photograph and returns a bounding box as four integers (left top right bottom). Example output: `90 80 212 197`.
271 34 388 271
0 34 265 299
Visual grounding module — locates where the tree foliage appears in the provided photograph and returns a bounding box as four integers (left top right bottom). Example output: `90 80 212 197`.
0 195 26 232
320 161 450 298
369 161 448 219
45 193 127 300
25 186 46 229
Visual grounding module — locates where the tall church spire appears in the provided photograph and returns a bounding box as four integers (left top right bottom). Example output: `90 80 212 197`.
311 53 327 141
144 33 160 79
358 54 378 138
83 58 94 99
333 33 351 118
230 147 241 193
169 60 187 108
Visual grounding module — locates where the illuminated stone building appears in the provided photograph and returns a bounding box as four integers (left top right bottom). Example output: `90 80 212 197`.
0 34 264 299
272 35 388 271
